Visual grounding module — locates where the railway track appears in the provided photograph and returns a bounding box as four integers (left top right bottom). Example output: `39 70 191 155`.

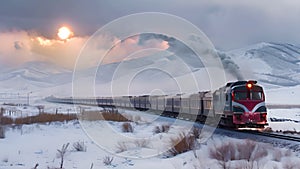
236 130 300 142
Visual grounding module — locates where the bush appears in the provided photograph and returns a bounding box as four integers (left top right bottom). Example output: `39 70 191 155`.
134 139 150 148
73 141 87 152
191 127 201 139
153 124 170 134
56 143 69 169
116 141 128 153
103 156 114 166
168 132 196 156
209 139 269 169
0 126 5 139
122 122 133 132
210 141 236 162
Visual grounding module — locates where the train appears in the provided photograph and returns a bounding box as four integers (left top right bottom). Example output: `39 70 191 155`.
46 80 268 128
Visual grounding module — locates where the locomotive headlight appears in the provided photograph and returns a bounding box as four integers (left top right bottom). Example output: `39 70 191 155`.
247 83 252 89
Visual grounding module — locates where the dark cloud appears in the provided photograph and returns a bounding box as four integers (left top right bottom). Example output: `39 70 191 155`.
1 0 300 50
14 41 23 50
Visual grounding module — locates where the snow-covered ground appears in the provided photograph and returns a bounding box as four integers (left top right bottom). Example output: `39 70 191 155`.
267 108 300 132
265 85 300 105
1 113 300 169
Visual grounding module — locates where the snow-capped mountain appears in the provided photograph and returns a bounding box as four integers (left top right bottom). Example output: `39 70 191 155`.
0 61 72 90
228 42 300 87
0 42 299 97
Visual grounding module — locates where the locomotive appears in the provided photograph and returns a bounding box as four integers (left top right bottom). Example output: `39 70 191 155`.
213 80 267 128
46 80 268 128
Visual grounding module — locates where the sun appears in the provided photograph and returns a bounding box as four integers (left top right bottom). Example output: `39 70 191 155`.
57 26 73 40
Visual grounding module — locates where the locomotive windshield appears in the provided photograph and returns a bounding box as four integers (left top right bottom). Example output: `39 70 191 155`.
233 86 264 101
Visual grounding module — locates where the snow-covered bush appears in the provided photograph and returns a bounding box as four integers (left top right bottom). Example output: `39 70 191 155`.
209 139 269 169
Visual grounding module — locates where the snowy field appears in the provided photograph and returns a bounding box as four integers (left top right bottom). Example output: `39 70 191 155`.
1 106 300 169
267 108 300 132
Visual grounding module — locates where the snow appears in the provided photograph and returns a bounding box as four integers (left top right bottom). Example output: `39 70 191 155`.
265 85 300 105
1 42 300 168
1 118 299 169
267 108 300 132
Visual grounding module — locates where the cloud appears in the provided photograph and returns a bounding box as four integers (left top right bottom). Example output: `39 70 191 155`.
0 30 170 69
14 41 24 50
1 0 300 50
97 34 170 64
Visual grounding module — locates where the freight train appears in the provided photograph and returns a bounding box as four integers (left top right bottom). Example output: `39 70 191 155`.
46 80 268 128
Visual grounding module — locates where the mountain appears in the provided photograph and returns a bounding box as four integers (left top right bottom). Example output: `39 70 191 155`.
0 61 72 90
227 42 300 88
0 42 300 97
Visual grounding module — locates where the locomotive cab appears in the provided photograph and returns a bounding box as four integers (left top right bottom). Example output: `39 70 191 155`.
231 81 268 128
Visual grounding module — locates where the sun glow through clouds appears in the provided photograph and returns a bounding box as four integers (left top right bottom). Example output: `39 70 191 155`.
57 26 73 40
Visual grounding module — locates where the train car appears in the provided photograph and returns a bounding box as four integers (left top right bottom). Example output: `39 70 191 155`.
214 80 267 128
46 80 268 129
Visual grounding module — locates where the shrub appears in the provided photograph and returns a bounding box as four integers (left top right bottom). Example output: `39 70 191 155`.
153 124 170 134
116 141 128 153
56 143 69 169
168 132 196 156
209 139 269 169
103 156 114 166
0 126 5 139
210 141 236 162
73 141 87 152
134 139 150 148
191 127 201 139
122 122 133 132
236 139 256 161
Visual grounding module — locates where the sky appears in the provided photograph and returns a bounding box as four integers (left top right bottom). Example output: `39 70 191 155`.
1 0 300 69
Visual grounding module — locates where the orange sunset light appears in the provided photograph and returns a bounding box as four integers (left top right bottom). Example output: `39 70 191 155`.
57 26 73 40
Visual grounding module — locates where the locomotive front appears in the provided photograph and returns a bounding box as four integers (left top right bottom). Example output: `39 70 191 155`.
231 81 268 128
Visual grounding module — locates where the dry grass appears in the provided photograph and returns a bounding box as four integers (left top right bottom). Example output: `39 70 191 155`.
72 141 87 152
168 132 196 156
0 113 77 125
0 116 14 125
80 111 130 122
122 122 134 132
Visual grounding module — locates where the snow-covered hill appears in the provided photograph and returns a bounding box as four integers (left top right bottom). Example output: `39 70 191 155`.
228 42 300 87
0 42 299 103
0 61 72 90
